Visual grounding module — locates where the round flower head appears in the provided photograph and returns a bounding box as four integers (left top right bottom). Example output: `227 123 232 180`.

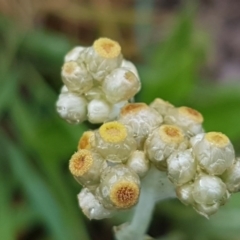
145 125 188 171
69 149 106 188
61 61 93 94
192 174 227 206
164 106 204 136
102 67 141 103
191 132 235 175
95 121 137 163
126 150 150 177
119 103 163 149
221 158 240 193
176 182 194 206
87 99 111 124
84 38 123 81
149 98 174 116
78 188 115 220
167 149 197 186
121 59 140 79
56 92 87 124
96 165 140 210
78 131 95 150
64 46 85 62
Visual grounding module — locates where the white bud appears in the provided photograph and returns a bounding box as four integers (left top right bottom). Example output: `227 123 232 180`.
84 87 104 101
87 99 111 124
61 61 93 94
149 98 174 116
191 132 235 175
221 158 240 193
64 46 85 62
193 202 220 218
108 101 128 121
167 149 196 186
119 103 163 149
176 182 194 205
126 150 149 177
192 174 226 205
145 125 188 171
102 67 141 103
84 38 123 81
56 92 87 124
78 188 115 220
164 106 204 137
121 59 140 79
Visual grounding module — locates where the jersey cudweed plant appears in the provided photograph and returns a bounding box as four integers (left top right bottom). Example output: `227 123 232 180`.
56 38 240 240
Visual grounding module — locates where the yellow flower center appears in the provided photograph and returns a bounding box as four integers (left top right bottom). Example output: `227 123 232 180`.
110 181 139 209
69 150 93 176
159 125 184 143
179 106 203 123
62 61 77 75
93 38 121 58
78 131 94 150
99 121 127 143
120 103 148 116
205 132 229 148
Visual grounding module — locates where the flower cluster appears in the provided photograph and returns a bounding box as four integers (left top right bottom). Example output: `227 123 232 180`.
56 38 141 124
58 38 240 220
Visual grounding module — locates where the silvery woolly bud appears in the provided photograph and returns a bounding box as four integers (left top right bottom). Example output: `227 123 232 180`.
167 149 196 186
192 174 227 206
191 132 235 175
64 46 85 62
78 188 115 220
221 158 240 193
119 103 163 149
56 92 87 124
96 165 140 210
95 121 137 163
164 106 204 137
121 59 140 79
176 182 194 206
87 99 111 124
149 98 175 117
145 125 188 171
69 149 107 189
126 150 149 177
61 61 93 94
193 202 220 218
83 38 123 81
102 67 141 103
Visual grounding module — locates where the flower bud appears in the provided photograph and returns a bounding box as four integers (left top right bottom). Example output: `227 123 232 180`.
95 121 137 163
221 158 240 193
191 132 235 175
84 38 123 81
192 174 226 205
64 46 85 62
164 106 204 136
167 149 196 185
108 101 128 121
78 131 95 150
176 182 194 205
69 149 106 188
145 125 188 171
61 61 93 94
84 87 104 101
87 99 111 124
78 188 115 220
102 67 141 103
193 202 220 218
149 98 174 116
56 92 87 124
119 103 163 149
126 150 149 177
121 59 140 79
96 165 140 209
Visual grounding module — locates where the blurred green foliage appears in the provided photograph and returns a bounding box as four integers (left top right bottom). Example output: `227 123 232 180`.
0 6 240 240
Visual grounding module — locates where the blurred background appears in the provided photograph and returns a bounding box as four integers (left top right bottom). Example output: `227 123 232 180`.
1 0 240 239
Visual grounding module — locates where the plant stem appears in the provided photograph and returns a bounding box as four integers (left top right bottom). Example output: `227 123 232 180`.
114 166 176 240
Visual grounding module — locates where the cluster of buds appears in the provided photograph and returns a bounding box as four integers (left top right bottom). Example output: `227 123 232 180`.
56 38 141 124
58 38 240 220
